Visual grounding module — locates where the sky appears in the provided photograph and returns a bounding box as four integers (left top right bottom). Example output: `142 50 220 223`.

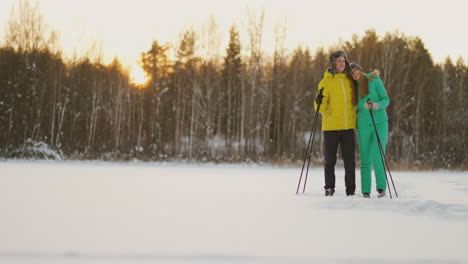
0 0 467 68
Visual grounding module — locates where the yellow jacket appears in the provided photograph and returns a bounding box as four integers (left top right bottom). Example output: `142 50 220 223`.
314 69 356 131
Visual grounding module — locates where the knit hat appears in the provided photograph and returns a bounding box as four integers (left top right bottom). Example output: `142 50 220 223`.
350 61 364 72
329 50 350 75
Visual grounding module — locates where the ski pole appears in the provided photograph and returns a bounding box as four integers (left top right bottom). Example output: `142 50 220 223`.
302 108 320 193
367 99 398 198
296 111 317 194
296 88 323 194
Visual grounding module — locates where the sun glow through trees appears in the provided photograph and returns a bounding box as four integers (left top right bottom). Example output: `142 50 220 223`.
130 65 148 86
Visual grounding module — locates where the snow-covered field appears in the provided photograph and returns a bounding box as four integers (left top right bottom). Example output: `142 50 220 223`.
1 160 468 264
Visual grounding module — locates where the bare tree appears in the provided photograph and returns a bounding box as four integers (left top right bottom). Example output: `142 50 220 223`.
270 18 288 156
200 16 223 156
200 14 222 63
4 0 56 52
245 6 265 157
175 30 198 158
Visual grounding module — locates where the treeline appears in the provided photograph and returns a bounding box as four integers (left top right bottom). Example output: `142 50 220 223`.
1 29 467 168
0 4 467 168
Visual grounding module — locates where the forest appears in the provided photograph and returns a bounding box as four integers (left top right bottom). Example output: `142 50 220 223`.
0 1 467 169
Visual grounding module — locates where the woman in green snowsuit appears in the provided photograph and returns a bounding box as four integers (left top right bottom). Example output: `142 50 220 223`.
350 61 390 198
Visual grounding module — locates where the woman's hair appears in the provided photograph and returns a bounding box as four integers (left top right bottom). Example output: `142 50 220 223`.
349 61 370 100
348 74 358 106
358 73 369 99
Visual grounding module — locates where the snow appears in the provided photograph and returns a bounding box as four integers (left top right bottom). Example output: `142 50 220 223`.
1 160 468 264
10 140 63 160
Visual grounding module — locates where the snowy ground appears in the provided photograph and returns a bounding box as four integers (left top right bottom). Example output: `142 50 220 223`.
1 160 468 264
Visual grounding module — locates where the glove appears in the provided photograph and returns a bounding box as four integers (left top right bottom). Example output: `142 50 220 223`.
372 102 379 110
315 93 324 105
364 100 372 110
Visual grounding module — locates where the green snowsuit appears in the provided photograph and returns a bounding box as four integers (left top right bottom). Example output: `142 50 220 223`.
356 71 390 194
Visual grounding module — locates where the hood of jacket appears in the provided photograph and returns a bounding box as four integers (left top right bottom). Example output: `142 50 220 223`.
367 69 380 82
325 68 349 79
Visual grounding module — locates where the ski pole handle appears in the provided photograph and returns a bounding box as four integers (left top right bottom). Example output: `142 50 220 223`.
366 98 373 110
315 87 324 105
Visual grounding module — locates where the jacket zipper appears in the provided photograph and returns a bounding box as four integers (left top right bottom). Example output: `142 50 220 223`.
339 77 348 128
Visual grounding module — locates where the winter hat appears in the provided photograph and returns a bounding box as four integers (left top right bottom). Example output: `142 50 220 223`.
350 61 364 72
329 50 350 75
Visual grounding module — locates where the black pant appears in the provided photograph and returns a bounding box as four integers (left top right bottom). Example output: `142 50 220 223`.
323 129 356 195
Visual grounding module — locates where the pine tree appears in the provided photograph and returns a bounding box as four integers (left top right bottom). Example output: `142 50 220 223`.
222 26 243 155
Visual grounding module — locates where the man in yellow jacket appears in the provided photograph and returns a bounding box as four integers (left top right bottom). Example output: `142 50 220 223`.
314 51 357 196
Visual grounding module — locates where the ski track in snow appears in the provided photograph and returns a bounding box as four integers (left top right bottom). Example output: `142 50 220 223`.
310 198 468 221
301 170 468 221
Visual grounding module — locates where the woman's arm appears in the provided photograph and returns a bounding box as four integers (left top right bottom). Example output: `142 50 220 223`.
374 77 390 109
